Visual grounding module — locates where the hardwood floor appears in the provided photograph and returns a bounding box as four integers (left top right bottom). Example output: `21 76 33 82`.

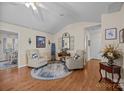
0 60 121 91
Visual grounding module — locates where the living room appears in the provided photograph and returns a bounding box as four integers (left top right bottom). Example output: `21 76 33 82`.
0 0 124 92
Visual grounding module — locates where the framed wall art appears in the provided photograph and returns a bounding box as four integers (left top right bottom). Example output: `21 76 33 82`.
36 36 46 48
105 28 117 40
119 29 124 43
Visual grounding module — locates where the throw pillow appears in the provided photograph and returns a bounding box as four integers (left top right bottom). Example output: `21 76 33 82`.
32 53 38 59
73 54 80 60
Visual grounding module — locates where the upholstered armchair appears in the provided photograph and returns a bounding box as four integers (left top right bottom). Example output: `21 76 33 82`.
65 50 85 70
27 49 47 68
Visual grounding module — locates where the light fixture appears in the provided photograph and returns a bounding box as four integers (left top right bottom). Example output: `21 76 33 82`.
25 2 30 8
60 14 64 16
28 38 32 45
25 2 37 10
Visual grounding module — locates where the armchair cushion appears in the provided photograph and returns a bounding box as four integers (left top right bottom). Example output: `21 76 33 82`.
65 50 85 69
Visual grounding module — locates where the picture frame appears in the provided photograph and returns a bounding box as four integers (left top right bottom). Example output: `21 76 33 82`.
105 28 117 40
36 36 46 48
119 29 124 43
62 33 70 50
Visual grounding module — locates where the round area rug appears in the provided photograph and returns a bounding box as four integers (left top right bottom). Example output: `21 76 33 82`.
31 62 72 80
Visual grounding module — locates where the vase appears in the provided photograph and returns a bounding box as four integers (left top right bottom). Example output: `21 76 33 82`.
108 59 114 66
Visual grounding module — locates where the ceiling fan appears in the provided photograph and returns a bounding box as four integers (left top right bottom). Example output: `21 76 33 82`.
10 2 47 21
24 2 47 11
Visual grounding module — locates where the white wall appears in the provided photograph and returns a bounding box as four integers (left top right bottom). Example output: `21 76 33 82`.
102 5 124 68
0 21 53 67
84 30 90 60
0 34 4 60
53 22 99 58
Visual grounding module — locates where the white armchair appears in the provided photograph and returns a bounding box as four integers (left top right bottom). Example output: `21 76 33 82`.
65 50 85 70
27 49 47 68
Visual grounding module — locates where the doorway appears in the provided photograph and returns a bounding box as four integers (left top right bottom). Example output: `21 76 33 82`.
0 30 18 70
85 25 102 61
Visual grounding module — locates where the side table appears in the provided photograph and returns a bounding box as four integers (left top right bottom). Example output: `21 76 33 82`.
99 62 121 84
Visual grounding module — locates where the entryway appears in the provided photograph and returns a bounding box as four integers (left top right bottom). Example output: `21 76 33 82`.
0 30 18 70
85 25 102 61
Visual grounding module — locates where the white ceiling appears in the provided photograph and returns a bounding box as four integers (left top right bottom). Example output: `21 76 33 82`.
0 2 123 34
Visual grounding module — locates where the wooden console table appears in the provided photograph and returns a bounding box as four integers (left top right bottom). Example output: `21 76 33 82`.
99 62 121 84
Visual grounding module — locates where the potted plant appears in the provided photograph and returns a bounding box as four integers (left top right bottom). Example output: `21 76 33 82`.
101 44 121 66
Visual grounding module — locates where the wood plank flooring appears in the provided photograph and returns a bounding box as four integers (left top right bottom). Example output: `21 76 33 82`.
0 60 121 91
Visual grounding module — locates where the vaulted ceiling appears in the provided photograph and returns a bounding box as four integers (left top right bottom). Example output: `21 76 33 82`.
0 2 123 34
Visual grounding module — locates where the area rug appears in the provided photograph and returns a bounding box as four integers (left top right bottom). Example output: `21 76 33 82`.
0 61 17 70
31 62 72 80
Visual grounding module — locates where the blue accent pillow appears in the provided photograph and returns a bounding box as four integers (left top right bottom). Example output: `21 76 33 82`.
32 53 38 59
74 54 80 60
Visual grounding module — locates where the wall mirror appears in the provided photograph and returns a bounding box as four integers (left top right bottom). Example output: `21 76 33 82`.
119 28 124 43
62 33 70 50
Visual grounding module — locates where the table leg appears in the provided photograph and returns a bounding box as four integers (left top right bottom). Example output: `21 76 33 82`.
112 72 114 82
105 71 107 79
99 68 102 82
117 71 121 84
112 72 114 90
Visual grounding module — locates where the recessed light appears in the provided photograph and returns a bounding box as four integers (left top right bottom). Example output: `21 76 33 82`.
60 14 64 16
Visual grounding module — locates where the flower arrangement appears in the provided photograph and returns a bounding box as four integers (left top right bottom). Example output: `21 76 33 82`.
101 44 121 65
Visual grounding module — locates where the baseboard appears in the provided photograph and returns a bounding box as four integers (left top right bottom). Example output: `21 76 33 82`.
18 64 27 68
90 58 101 61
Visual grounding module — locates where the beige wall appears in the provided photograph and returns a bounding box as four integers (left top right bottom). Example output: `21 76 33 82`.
101 5 124 68
0 22 53 67
53 22 99 58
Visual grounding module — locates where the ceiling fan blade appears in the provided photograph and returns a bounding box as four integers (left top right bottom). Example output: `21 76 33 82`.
36 3 48 10
31 5 44 21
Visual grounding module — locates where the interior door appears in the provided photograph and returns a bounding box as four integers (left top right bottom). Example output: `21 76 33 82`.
90 29 101 59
